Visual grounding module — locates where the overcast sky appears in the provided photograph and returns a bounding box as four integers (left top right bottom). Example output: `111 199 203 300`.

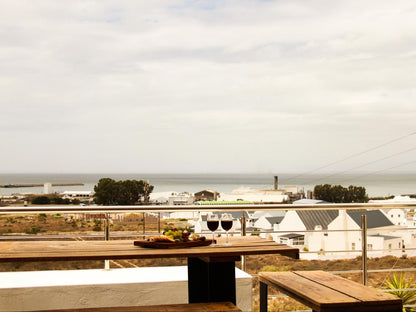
1 0 416 174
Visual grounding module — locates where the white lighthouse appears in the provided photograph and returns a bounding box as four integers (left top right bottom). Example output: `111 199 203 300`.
44 183 52 194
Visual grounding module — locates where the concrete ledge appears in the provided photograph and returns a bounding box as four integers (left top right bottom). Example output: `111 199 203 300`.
0 266 252 312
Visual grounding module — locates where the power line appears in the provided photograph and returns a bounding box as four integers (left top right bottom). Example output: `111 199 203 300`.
283 131 416 184
302 145 416 185
338 160 416 184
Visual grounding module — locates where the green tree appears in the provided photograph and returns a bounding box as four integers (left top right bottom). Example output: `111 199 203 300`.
93 178 119 205
314 184 368 203
313 184 332 201
118 180 142 205
94 178 154 205
348 185 368 203
51 197 70 205
31 196 51 205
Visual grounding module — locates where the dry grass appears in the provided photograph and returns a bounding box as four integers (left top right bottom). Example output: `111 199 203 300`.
0 213 173 235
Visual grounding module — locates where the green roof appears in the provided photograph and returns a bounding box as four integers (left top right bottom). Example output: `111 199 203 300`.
195 200 253 205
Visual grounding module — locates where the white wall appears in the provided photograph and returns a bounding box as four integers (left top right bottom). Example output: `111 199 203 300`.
254 216 272 230
169 211 199 219
385 209 407 226
0 267 252 312
278 211 306 233
307 226 325 253
326 211 361 252
270 211 306 247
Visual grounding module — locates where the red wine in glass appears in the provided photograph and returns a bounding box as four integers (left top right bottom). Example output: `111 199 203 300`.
207 220 219 232
207 214 219 246
221 213 233 246
220 220 233 231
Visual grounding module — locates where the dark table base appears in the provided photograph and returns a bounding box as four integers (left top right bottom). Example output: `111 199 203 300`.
188 256 241 305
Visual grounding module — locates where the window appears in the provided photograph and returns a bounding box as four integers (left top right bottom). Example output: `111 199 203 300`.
293 237 305 245
391 215 393 218
352 243 356 250
367 244 373 250
389 244 392 251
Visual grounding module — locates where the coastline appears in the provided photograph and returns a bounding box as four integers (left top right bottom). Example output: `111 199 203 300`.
0 172 415 198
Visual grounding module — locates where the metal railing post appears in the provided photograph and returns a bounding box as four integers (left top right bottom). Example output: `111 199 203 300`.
104 213 110 241
143 212 146 236
104 213 110 270
241 211 246 271
158 212 161 233
362 212 367 285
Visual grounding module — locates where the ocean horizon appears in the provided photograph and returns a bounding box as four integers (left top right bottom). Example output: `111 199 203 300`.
0 172 415 198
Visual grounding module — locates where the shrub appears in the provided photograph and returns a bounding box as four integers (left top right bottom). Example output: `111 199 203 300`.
385 273 416 311
92 219 102 231
31 196 51 205
26 225 41 234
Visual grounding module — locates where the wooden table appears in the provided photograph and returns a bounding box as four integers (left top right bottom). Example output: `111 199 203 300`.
0 237 299 305
259 271 403 312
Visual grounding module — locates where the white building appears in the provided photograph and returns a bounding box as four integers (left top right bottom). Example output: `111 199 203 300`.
370 196 416 226
167 192 194 206
44 183 52 194
254 216 284 231
167 210 200 220
219 187 288 203
275 209 399 259
383 208 407 226
61 191 94 200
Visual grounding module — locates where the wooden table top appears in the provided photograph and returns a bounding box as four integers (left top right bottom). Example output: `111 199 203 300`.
259 271 402 312
0 236 299 262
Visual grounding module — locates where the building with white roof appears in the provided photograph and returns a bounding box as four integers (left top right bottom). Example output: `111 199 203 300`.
61 191 94 200
219 187 288 203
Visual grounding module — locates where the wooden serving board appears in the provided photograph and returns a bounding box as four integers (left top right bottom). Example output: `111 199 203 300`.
134 239 213 249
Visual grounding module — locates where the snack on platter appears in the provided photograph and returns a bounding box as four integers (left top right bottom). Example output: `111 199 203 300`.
134 226 211 248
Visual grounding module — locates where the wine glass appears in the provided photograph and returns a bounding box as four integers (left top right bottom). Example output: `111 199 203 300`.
221 213 233 246
207 214 219 246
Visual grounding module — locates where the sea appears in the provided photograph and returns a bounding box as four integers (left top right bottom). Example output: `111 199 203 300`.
0 172 415 199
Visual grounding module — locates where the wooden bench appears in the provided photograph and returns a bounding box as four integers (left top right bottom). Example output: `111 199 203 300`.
30 302 242 312
259 271 403 312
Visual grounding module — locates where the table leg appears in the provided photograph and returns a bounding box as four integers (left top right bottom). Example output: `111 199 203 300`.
188 257 236 305
260 281 268 312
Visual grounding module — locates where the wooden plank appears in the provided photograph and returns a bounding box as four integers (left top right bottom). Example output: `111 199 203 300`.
295 271 401 304
29 302 242 312
259 272 359 311
0 238 299 262
259 271 403 312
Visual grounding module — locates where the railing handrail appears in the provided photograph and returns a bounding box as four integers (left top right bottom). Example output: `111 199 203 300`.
2 202 416 214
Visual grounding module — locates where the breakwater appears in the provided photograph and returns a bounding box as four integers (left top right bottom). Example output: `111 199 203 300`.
0 183 84 188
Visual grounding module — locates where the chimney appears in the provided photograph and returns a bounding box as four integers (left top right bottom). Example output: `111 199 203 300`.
274 176 278 190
